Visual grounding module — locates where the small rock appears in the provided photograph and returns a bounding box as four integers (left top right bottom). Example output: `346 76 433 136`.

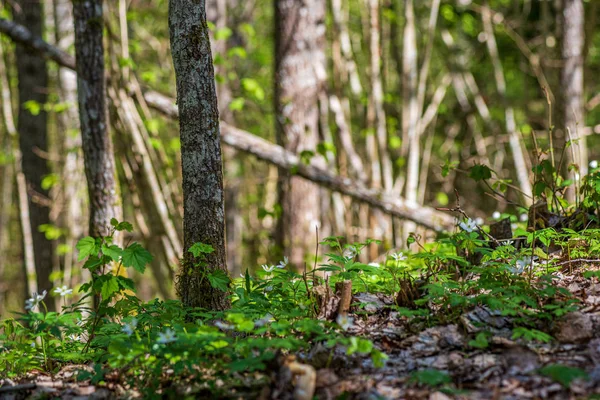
429 391 452 400
554 312 593 343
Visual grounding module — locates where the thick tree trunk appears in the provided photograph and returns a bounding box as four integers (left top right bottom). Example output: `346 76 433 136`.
14 0 54 307
274 0 326 268
169 0 230 310
73 0 122 238
557 0 586 202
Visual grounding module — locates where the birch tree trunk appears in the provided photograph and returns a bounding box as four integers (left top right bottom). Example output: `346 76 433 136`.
557 0 586 202
73 0 122 238
169 0 230 310
274 0 326 268
14 0 54 306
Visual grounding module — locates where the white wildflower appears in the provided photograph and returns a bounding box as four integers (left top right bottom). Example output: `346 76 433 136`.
492 211 501 220
336 314 354 331
53 285 73 297
122 318 138 336
277 256 288 269
459 218 478 233
261 264 275 273
25 290 47 311
214 321 234 331
368 262 381 268
264 285 274 292
520 214 529 222
590 160 598 169
390 252 407 262
512 256 539 274
343 246 357 260
254 314 274 327
157 328 177 344
68 334 82 342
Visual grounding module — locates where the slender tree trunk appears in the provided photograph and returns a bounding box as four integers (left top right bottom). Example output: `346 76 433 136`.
14 0 54 306
169 0 230 310
274 0 326 268
73 0 122 239
557 0 586 202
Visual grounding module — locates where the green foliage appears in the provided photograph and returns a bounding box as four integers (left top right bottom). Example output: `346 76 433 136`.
539 364 588 388
409 369 452 387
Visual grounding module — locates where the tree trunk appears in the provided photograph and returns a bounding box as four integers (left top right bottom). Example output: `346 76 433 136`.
73 0 122 239
274 0 326 268
14 0 54 306
557 0 586 202
169 0 230 310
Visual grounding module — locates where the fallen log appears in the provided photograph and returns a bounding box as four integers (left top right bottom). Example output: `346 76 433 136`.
0 17 456 231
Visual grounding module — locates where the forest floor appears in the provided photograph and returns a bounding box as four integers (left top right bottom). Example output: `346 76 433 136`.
2 262 600 399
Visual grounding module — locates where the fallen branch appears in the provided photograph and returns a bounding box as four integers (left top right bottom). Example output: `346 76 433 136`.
0 17 456 232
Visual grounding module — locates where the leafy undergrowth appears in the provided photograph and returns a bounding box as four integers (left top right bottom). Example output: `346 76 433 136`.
3 214 600 399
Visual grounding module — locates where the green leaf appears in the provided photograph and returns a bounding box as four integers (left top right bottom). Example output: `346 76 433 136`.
122 243 153 273
110 219 133 232
468 332 489 349
207 269 231 292
241 78 265 101
76 236 99 261
469 164 493 181
229 98 245 111
409 369 451 387
101 244 123 262
101 276 120 300
540 364 588 388
82 255 104 272
188 242 215 258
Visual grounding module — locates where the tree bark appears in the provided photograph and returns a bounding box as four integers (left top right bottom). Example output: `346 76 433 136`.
274 0 326 268
13 0 54 307
73 0 122 238
169 0 230 310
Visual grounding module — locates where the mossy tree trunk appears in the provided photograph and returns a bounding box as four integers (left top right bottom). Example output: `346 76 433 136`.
169 0 230 310
73 0 122 239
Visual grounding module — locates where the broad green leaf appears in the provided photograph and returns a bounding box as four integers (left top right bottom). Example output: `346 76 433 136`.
101 276 120 300
77 236 99 261
122 243 153 273
208 270 231 292
102 245 123 262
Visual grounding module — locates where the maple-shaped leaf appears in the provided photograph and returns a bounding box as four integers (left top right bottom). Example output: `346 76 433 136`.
122 243 153 273
76 236 100 261
208 269 230 292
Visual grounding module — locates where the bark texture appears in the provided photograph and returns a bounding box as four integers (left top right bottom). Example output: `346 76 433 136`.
14 0 54 305
169 0 230 310
275 0 326 267
73 0 122 238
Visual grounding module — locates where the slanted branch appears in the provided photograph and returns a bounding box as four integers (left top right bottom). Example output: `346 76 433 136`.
0 17 456 232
